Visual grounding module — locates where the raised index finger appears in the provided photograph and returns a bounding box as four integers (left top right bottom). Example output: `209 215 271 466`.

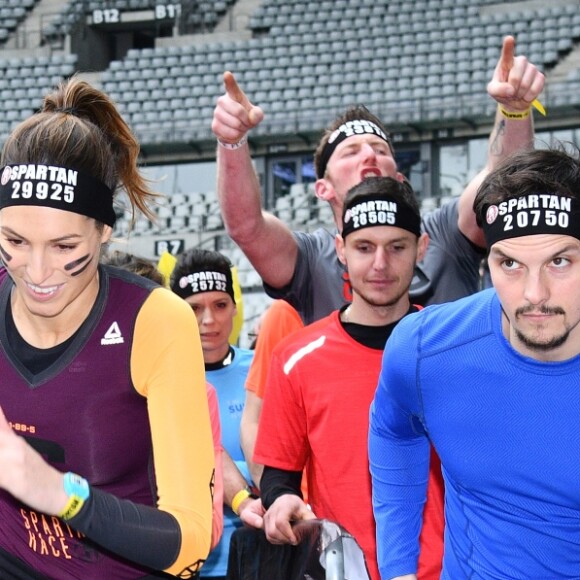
498 35 515 78
223 71 252 111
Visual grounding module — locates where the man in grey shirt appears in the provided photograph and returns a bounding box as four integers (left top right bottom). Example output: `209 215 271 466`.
270 198 476 325
211 36 545 324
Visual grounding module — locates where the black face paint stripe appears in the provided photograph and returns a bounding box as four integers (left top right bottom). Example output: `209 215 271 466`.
65 254 93 277
64 254 90 272
0 244 12 262
70 259 93 277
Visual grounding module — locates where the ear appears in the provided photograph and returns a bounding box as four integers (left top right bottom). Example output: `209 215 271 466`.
314 177 337 202
100 224 113 244
335 233 347 266
395 172 406 183
416 233 430 263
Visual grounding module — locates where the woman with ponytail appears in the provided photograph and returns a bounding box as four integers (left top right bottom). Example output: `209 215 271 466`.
0 77 214 579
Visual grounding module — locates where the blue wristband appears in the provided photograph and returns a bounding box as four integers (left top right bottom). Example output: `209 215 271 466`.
59 472 90 520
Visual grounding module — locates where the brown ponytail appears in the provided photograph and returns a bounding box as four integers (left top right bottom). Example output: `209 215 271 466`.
1 75 159 225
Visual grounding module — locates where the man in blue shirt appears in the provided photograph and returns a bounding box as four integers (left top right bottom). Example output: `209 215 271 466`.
369 145 580 579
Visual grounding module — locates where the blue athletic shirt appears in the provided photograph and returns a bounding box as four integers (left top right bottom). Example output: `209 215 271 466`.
369 288 580 579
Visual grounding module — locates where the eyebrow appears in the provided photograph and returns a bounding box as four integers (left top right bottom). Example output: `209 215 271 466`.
0 226 83 244
490 243 580 262
338 138 390 151
549 244 580 259
489 247 511 260
352 234 412 243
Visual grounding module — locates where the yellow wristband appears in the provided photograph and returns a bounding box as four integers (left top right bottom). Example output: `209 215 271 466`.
59 495 85 520
499 106 531 120
231 488 251 516
531 98 546 116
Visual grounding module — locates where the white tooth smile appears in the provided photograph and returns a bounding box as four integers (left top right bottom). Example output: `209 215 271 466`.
27 283 58 294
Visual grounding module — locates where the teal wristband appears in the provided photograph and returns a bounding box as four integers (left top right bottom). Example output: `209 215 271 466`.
59 472 90 520
63 472 90 499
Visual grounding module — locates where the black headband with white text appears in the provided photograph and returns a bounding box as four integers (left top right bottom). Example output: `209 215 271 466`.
172 269 235 301
482 193 580 247
342 193 421 239
0 164 116 226
317 120 392 178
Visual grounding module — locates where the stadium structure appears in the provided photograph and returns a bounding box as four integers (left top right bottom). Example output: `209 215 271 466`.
1 0 579 343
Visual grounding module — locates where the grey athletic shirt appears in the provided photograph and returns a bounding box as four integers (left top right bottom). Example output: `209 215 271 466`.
264 198 485 325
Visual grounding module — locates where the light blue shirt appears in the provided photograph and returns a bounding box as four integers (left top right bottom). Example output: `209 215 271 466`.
202 346 254 577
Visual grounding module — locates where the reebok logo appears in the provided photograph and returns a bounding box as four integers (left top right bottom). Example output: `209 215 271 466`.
101 321 124 345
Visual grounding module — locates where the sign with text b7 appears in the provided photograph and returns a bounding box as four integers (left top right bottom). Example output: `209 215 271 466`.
154 239 184 256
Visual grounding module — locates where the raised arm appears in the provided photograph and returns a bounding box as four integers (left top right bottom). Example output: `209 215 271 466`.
458 36 545 247
212 72 298 289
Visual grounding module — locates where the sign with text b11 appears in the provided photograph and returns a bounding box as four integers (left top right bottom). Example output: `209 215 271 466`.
155 4 181 19
154 239 184 256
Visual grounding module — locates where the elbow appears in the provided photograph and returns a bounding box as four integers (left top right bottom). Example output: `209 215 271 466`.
162 507 213 577
165 530 212 578
222 214 264 248
458 216 486 249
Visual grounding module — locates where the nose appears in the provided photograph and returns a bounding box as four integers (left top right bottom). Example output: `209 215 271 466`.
360 143 377 163
523 270 549 306
372 248 389 271
199 308 215 326
26 248 51 284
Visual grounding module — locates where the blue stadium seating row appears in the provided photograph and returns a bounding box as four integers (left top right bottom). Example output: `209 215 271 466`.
0 0 38 43
0 54 77 142
1 0 580 149
92 1 580 144
112 176 447 243
43 0 237 40
113 190 224 238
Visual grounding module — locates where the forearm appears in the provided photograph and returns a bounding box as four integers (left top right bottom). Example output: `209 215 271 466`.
217 145 264 242
222 450 266 528
260 466 302 510
0 423 199 575
458 34 543 246
369 416 429 579
68 487 181 570
216 147 298 288
222 449 251 507
240 426 264 489
457 107 534 246
484 35 541 171
240 391 264 488
487 104 534 169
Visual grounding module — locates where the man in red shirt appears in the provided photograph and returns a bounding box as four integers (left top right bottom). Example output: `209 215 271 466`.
254 176 444 580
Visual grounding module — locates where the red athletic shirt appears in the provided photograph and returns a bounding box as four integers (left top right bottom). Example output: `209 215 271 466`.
255 310 443 580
